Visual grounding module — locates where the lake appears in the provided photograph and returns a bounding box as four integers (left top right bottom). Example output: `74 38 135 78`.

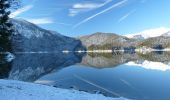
1 51 170 100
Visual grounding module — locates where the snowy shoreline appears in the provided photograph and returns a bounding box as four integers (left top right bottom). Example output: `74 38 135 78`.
0 80 128 100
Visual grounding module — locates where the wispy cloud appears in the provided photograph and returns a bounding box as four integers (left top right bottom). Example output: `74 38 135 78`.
118 9 136 22
10 5 33 18
69 0 112 17
55 22 72 26
73 0 128 28
25 18 71 26
26 18 54 25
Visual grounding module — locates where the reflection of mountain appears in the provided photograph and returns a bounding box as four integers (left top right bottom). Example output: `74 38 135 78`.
81 53 137 68
8 52 83 82
80 52 170 70
137 52 170 63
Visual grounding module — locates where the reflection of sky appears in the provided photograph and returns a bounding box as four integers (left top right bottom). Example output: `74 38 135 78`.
38 64 170 100
10 0 170 37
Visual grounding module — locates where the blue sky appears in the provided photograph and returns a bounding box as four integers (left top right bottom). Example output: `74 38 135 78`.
10 0 170 37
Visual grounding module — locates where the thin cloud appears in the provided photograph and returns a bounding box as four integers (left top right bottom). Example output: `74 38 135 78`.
26 18 54 25
73 0 128 28
73 3 101 9
69 0 112 17
118 9 136 22
25 18 71 26
55 22 72 26
10 5 33 18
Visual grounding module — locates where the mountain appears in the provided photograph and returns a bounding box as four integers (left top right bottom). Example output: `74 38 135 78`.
79 32 139 49
162 31 170 37
79 32 144 51
125 27 170 39
10 19 86 52
138 36 170 48
79 32 125 47
131 35 145 40
80 30 170 50
8 19 170 52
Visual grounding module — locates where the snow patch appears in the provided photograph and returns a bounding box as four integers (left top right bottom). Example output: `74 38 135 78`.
0 80 128 100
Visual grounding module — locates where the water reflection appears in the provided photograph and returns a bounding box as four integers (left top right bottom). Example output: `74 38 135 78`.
35 51 170 99
0 54 11 78
81 52 137 68
81 51 170 69
1 51 170 100
0 51 84 82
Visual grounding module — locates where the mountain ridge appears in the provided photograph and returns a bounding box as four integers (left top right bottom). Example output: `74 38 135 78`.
10 19 86 52
125 27 170 39
79 31 170 50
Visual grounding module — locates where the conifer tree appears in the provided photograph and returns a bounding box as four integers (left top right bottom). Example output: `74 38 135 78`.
0 0 13 52
0 0 20 78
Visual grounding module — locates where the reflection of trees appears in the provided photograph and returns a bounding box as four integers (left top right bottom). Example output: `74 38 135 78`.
88 52 113 58
81 51 170 68
0 54 11 78
137 52 170 63
81 52 138 68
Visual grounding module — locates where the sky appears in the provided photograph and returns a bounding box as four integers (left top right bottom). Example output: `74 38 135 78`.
10 0 170 37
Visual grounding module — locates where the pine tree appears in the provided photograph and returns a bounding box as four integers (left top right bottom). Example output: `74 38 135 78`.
0 0 20 78
0 0 13 52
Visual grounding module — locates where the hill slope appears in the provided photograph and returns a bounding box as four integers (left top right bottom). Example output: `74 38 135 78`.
10 19 85 52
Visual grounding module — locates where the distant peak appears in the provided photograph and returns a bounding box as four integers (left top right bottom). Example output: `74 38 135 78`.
125 27 170 39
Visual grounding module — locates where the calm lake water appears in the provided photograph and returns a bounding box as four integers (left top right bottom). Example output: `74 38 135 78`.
1 51 170 100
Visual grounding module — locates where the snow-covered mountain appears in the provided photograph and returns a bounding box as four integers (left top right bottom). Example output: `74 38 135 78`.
125 27 170 39
10 19 86 52
162 31 170 37
79 28 170 50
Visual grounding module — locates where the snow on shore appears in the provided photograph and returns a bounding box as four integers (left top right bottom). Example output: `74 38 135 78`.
0 80 128 100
